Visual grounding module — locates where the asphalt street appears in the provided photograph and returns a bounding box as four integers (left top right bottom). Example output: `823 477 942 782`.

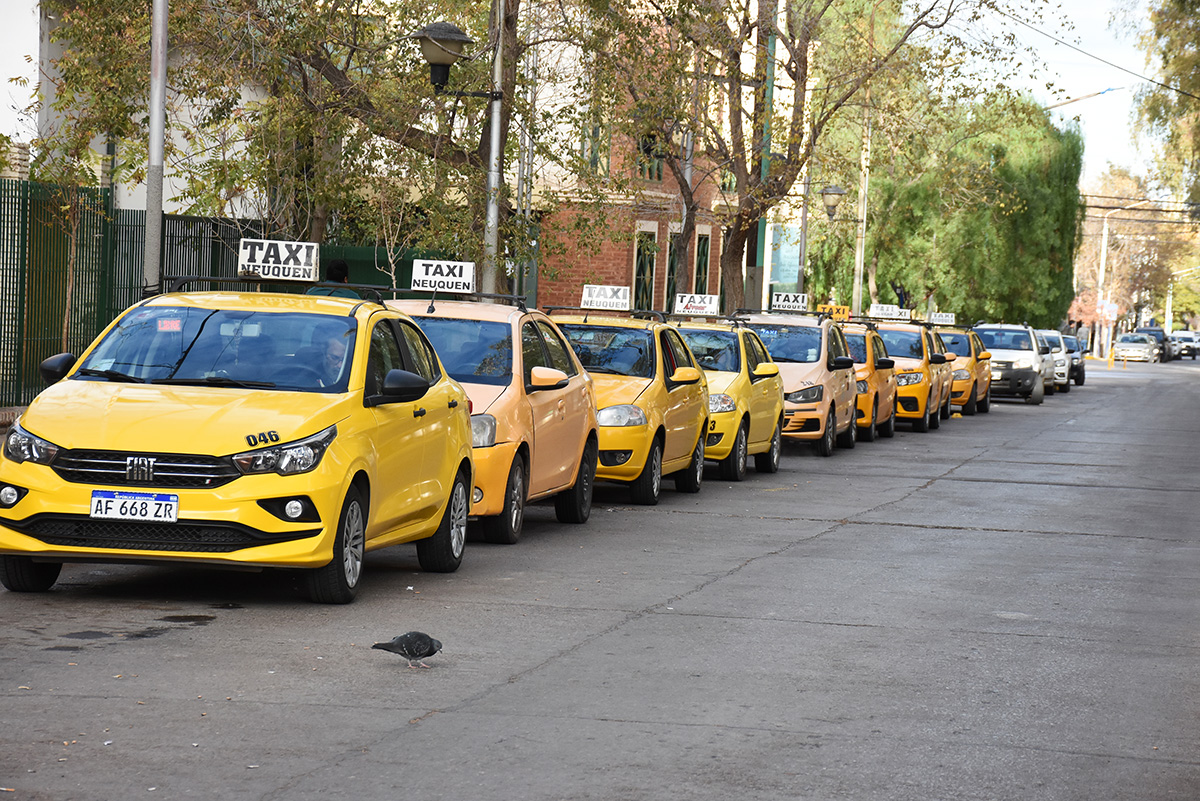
3 359 1199 800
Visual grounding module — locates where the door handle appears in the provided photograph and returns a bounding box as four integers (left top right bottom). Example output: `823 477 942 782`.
413 408 427 418
448 399 458 409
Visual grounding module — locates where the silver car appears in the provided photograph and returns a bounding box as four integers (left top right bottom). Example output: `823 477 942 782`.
1112 333 1156 362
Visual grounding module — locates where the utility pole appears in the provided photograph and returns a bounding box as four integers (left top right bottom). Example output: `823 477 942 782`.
1097 200 1148 356
142 0 167 296
850 7 876 316
481 0 505 296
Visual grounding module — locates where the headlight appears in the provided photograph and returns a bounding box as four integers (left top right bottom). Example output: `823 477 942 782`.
471 414 497 447
597 405 648 427
708 393 736 413
952 369 970 380
785 386 822 403
1013 356 1034 369
233 426 336 476
1055 358 1066 366
896 372 924 387
855 380 868 394
3 420 60 465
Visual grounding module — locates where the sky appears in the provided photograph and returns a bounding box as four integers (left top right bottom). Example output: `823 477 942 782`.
0 0 1157 190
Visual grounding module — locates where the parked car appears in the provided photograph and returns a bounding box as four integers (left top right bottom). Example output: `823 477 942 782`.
1038 329 1072 394
876 322 954 430
1135 327 1173 361
972 323 1051 404
1112 332 1157 362
937 326 992 414
1169 330 1197 360
1062 334 1086 385
841 321 898 441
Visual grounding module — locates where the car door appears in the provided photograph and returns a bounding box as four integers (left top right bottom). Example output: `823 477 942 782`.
661 328 704 464
744 331 780 447
396 318 459 523
827 326 856 428
970 332 990 392
529 318 590 494
872 333 897 417
520 320 567 494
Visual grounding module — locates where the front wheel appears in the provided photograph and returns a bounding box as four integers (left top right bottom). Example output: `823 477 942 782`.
417 470 468 573
555 438 596 524
631 438 663 505
1074 370 1085 386
718 422 748 481
754 420 782 473
0 556 62 593
817 409 836 456
1025 377 1045 405
1059 379 1071 394
305 486 366 604
482 457 526 544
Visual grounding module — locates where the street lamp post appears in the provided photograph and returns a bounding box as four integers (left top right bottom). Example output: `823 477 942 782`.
412 21 505 295
1097 199 1148 356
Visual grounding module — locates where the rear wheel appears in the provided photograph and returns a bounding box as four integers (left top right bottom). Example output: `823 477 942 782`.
631 438 663 505
0 556 62 593
859 398 878 442
912 394 931 432
962 383 978 416
929 392 941 429
305 486 365 604
417 470 468 572
836 411 857 448
878 400 896 438
754 420 782 473
555 438 596 524
817 409 836 456
978 386 991 413
718 422 748 481
939 391 952 419
675 434 705 493
483 457 526 544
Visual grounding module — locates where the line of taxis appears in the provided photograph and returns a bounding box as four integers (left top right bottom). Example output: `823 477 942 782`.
0 279 1012 604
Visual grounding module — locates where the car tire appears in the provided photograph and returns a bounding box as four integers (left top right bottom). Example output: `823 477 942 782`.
417 470 468 573
718 421 748 481
1045 376 1056 395
912 395 931 432
1059 379 1071 394
555 438 596 524
817 409 836 456
1025 376 1045 405
754 420 782 473
836 410 857 448
483 457 526 544
978 386 991 413
631 437 663 505
1074 370 1085 387
305 485 366 604
859 398 878 442
675 434 705 493
0 556 62 593
878 401 897 438
939 391 952 420
929 392 941 429
962 383 977 415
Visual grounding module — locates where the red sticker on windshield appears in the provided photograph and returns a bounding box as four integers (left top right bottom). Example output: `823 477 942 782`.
157 319 183 332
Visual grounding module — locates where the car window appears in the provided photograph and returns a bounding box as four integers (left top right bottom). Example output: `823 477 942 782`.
415 317 512 386
747 333 772 367
970 333 985 355
559 324 656 379
750 323 822 363
522 322 551 383
535 320 578 376
397 320 441 383
679 328 740 372
940 332 972 357
925 331 941 357
828 327 850 360
844 333 868 364
879 329 923 359
366 321 405 397
872 335 888 360
1063 335 1078 350
75 306 358 392
1044 332 1063 350
663 330 695 373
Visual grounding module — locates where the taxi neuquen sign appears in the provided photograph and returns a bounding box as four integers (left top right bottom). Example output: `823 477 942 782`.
771 292 808 312
238 238 319 281
817 303 850 321
581 285 631 311
869 303 911 320
411 260 476 293
674 293 719 316
928 312 956 325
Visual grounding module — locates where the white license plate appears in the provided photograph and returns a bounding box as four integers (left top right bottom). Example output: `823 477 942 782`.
90 491 179 523
991 372 1001 381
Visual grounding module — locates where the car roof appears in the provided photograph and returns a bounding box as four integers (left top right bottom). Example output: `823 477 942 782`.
738 312 823 328
547 313 664 331
147 291 373 315
876 321 925 332
387 298 524 324
675 320 741 333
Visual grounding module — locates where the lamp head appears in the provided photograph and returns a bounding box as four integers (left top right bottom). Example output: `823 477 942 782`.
820 185 846 221
409 21 474 88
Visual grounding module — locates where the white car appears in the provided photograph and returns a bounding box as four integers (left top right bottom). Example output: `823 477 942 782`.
1038 329 1072 393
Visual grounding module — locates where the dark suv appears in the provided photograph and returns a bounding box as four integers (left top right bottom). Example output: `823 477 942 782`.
1135 327 1172 362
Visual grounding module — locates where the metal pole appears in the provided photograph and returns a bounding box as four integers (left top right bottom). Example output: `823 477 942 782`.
1096 199 1148 357
851 95 871 316
142 0 168 296
749 16 777 312
482 2 504 296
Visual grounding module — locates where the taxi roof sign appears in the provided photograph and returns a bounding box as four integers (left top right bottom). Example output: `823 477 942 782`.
238 238 319 282
869 303 911 321
674 293 719 316
929 312 956 325
771 292 808 312
817 304 850 322
411 259 475 294
581 284 631 311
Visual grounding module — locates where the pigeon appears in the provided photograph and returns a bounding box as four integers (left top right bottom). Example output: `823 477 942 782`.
372 631 442 668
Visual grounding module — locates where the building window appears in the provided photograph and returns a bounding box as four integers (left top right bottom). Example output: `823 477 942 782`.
719 169 736 193
666 233 684 308
694 233 711 294
581 123 610 175
634 229 657 310
637 135 664 182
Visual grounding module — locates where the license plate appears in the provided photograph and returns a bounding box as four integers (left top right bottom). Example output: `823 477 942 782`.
991 372 1001 381
90 490 179 523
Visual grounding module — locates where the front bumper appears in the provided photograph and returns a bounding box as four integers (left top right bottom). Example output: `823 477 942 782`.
989 366 1038 396
704 412 740 461
895 381 929 419
782 403 824 441
950 378 974 405
469 441 521 517
596 424 654 483
1113 349 1151 362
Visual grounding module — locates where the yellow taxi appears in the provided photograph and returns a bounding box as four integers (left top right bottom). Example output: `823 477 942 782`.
841 321 898 441
741 312 857 456
676 321 784 480
0 289 473 603
877 322 954 432
553 312 708 505
937 327 992 415
388 297 598 544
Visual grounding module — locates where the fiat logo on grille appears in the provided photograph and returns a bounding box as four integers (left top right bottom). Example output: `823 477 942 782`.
126 456 157 482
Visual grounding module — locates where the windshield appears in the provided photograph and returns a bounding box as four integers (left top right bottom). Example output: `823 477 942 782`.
974 328 1032 351
939 332 972 357
1044 332 1063 349
415 317 512 386
77 306 357 392
1136 329 1165 342
679 329 740 372
748 324 822 363
1117 334 1151 344
844 333 868 364
559 324 656 378
879 329 923 359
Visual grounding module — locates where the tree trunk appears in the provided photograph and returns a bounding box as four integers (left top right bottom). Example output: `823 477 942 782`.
868 250 879 305
720 213 751 313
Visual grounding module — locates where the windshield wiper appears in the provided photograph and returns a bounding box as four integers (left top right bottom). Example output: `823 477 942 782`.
76 367 146 383
152 376 276 389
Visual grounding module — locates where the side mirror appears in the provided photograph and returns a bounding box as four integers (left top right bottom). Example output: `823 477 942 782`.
1039 345 1050 355
668 366 702 386
380 368 430 403
40 353 77 384
943 352 957 362
929 353 947 365
875 357 895 370
977 350 992 360
529 365 569 391
831 356 855 371
752 363 780 379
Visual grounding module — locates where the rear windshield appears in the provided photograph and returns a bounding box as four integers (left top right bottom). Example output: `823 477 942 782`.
747 324 822 363
974 328 1032 351
414 317 513 386
939 332 972 357
76 306 357 392
678 329 740 372
879 329 924 359
559 324 656 378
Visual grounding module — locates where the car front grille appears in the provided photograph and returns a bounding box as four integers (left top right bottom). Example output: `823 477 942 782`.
7 515 319 553
992 361 1013 371
783 415 819 433
52 450 240 489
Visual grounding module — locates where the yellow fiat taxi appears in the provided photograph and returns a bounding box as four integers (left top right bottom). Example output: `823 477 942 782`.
0 288 473 603
553 311 708 505
876 322 954 432
741 311 857 456
676 320 784 480
388 297 598 544
937 326 992 415
842 321 898 441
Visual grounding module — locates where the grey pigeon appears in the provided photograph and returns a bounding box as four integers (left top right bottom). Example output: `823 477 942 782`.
372 631 442 668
